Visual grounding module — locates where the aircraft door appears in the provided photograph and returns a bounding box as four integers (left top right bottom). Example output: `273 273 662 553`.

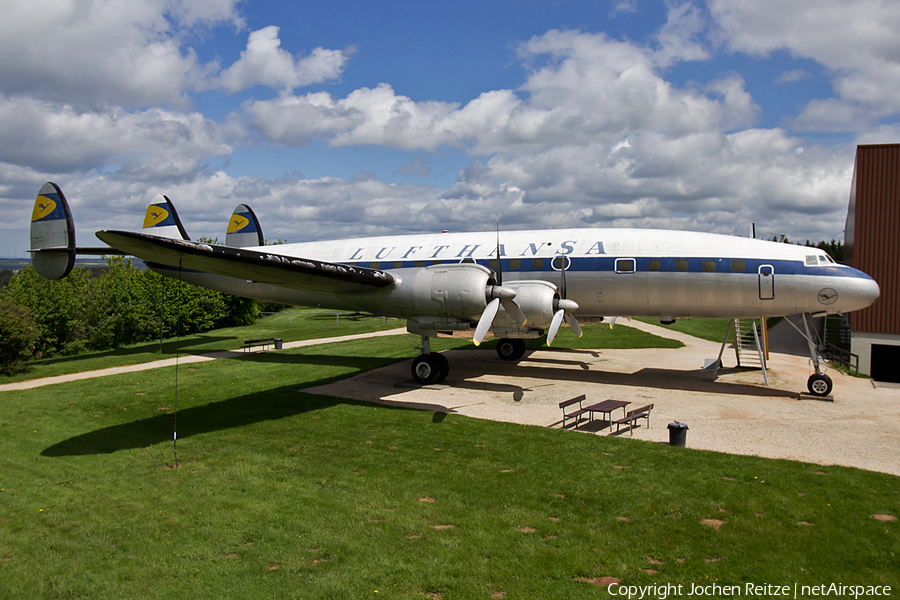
758 265 775 300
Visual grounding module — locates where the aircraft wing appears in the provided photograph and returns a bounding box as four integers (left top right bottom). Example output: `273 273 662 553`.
96 230 395 294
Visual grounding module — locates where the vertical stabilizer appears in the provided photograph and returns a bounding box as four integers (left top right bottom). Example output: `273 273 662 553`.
225 204 264 247
30 182 76 279
142 195 190 240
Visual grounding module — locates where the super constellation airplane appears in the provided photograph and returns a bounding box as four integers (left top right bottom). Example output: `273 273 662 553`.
29 182 880 396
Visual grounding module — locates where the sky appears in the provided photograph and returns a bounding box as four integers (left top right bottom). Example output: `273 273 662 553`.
4 0 900 258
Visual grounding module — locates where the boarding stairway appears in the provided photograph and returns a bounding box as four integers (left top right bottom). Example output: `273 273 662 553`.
733 319 766 370
707 319 768 386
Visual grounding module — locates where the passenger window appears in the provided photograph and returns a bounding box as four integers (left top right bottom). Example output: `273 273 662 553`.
371 262 380 269
648 259 662 271
806 255 818 266
415 261 425 267
731 260 745 272
532 258 544 269
616 258 636 273
488 258 498 271
675 259 689 271
552 256 569 270
393 261 403 269
509 259 521 270
702 260 716 272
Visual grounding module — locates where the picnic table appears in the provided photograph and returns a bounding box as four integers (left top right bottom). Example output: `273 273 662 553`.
585 399 630 426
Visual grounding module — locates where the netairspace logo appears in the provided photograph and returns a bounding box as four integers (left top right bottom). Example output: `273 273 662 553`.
606 582 893 599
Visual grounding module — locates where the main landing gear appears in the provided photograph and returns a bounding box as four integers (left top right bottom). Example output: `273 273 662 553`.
411 336 449 385
411 337 527 384
495 338 526 361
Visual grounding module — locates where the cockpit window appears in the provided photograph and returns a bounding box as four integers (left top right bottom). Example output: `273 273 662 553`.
819 255 833 265
806 255 818 266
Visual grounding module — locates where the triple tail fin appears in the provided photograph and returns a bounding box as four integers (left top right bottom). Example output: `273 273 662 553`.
142 195 189 240
30 182 76 279
225 204 264 247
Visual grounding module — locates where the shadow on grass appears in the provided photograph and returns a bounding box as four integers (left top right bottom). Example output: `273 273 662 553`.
40 351 450 457
37 334 237 365
41 389 383 457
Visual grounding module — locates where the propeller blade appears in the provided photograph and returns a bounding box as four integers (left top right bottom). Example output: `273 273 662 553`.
547 309 565 346
608 316 618 329
473 298 501 346
559 256 567 299
565 311 583 338
501 297 527 326
495 218 502 286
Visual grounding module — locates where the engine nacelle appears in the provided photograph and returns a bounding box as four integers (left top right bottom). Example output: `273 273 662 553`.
499 280 558 329
379 263 492 321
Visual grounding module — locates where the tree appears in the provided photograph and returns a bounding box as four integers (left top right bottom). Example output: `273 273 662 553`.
804 239 844 262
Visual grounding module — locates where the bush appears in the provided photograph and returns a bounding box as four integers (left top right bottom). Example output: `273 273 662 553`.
1 258 276 363
0 300 37 374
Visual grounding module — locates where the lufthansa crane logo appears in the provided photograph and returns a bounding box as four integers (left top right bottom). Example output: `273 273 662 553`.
817 288 838 305
227 214 250 233
143 204 170 228
32 195 58 222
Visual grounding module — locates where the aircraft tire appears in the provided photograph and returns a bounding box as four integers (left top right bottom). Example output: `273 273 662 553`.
412 354 442 385
807 373 833 397
496 338 526 361
433 353 449 383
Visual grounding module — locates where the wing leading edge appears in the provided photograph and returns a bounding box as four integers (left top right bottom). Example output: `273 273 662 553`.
95 230 395 295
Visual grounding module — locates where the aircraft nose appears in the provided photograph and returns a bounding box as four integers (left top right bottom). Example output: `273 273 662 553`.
842 269 880 311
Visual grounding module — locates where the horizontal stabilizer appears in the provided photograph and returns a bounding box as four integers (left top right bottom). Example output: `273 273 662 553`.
95 230 395 294
226 204 264 247
143 194 189 240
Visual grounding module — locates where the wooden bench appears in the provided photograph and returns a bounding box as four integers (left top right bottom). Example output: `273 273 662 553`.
242 337 275 352
613 404 653 436
559 395 589 428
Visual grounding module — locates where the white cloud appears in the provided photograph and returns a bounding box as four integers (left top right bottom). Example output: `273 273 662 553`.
0 5 871 257
0 95 238 177
653 2 711 67
217 26 349 93
0 0 243 108
708 0 900 128
245 29 755 153
777 69 810 84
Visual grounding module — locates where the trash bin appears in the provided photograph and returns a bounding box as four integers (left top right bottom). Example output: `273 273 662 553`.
274 338 283 350
667 421 689 447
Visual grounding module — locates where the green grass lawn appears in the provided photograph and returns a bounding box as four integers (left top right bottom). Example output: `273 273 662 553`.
2 309 405 384
1 335 897 599
5 312 680 385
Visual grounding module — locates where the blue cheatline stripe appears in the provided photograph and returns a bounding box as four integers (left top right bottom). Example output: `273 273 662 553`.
342 256 865 279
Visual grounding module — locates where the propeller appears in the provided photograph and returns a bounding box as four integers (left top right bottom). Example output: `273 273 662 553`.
546 255 582 345
474 285 521 346
473 220 527 346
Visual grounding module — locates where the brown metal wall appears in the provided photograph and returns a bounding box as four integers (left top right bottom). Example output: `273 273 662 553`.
850 144 900 334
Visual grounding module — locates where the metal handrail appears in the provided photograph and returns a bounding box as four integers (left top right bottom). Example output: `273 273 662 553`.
824 341 858 373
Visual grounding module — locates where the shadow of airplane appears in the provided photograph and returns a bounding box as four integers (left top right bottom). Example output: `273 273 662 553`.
41 386 452 457
384 349 798 401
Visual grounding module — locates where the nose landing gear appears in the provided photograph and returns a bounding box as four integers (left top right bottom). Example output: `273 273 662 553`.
785 313 835 397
